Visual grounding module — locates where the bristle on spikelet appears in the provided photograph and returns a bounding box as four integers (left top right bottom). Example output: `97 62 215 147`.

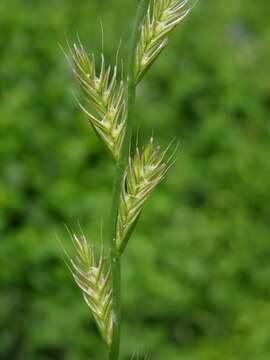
69 40 126 161
135 0 192 83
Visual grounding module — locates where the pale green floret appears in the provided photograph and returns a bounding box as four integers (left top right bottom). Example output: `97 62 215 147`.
135 0 192 83
70 41 126 161
66 231 113 347
116 138 170 253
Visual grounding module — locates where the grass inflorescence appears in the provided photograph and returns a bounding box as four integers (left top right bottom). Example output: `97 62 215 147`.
62 1 196 359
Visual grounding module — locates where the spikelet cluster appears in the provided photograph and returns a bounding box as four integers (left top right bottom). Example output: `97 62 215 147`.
67 231 113 346
135 0 191 83
70 41 126 161
116 138 170 253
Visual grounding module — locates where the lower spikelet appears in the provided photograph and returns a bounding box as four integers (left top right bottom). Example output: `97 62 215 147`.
66 231 113 346
116 138 172 253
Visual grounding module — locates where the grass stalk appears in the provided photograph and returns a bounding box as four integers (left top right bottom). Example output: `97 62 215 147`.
108 1 149 359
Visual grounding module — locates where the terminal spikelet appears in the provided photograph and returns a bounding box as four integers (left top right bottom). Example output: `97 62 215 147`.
67 231 113 346
116 138 171 253
70 41 126 161
135 0 192 83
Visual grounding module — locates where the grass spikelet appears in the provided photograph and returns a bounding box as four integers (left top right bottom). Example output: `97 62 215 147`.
116 137 172 253
135 0 193 83
66 230 113 346
69 40 126 161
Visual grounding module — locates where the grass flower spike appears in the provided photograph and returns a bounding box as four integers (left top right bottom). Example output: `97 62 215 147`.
64 1 196 358
70 41 126 161
135 0 192 83
67 231 113 346
116 138 170 253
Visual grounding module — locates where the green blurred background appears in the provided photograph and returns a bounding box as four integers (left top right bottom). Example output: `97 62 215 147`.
0 0 270 359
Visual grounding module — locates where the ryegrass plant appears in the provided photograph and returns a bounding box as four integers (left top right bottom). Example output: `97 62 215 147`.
63 1 196 358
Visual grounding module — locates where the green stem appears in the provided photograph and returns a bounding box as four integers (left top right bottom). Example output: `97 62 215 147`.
108 1 148 359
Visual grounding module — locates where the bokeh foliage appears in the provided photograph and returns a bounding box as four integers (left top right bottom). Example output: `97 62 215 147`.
0 0 270 359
